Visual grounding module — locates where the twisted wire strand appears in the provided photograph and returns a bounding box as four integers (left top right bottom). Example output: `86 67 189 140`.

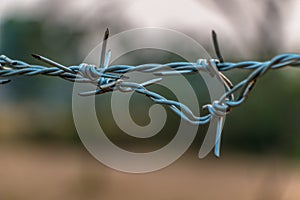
1 53 300 123
1 47 300 157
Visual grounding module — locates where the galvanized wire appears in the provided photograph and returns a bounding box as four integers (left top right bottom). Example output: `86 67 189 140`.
2 53 300 119
1 31 300 157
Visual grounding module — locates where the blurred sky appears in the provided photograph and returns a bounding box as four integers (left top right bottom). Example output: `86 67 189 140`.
1 0 300 59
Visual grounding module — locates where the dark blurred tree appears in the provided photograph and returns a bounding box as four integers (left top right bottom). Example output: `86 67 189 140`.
0 16 87 142
0 0 133 143
0 17 86 100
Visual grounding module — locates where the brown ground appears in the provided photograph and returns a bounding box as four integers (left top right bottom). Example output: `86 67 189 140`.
0 144 300 200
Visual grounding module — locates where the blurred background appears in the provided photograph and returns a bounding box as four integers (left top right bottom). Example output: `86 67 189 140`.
1 0 300 199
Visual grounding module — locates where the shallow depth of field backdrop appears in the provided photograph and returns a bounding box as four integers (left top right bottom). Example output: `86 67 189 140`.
1 0 300 200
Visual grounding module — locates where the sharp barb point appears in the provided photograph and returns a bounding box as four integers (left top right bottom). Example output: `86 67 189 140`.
0 79 11 84
31 54 41 60
212 30 216 36
104 28 110 40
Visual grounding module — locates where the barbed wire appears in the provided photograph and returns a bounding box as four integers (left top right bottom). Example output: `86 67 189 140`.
1 30 300 157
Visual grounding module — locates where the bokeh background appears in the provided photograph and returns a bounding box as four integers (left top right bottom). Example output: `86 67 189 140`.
1 0 300 199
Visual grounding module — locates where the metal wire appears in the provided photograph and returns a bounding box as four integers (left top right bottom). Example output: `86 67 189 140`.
1 31 300 157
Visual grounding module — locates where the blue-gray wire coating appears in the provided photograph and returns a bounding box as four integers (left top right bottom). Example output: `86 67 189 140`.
1 53 300 157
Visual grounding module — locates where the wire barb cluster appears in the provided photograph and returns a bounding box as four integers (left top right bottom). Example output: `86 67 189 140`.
1 30 300 157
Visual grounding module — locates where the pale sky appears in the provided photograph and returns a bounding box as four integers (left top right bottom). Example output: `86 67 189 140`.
1 0 300 56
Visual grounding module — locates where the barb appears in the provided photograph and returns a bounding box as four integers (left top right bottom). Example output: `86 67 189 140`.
212 30 224 63
1 31 300 157
100 28 110 68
